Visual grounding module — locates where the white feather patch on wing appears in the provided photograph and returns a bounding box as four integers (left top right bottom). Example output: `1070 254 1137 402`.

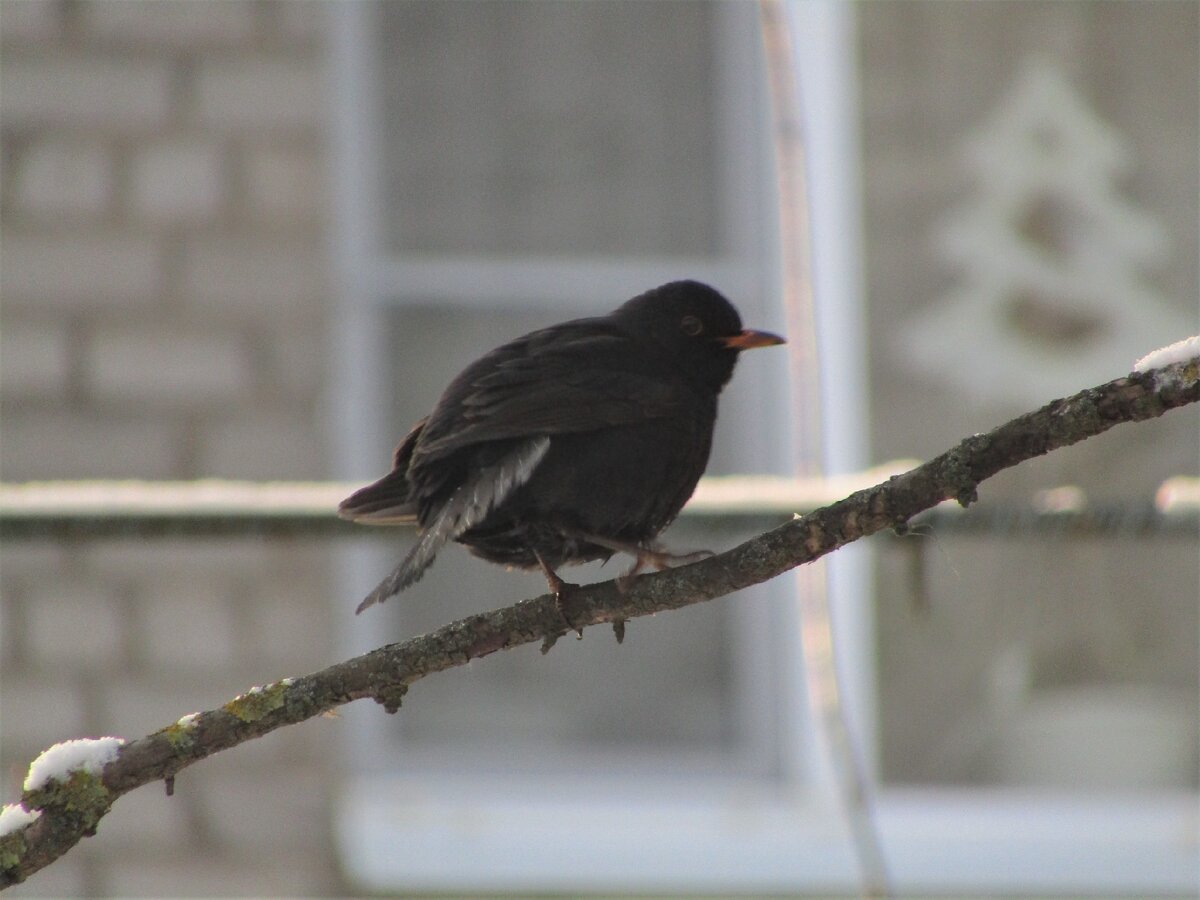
356 436 551 612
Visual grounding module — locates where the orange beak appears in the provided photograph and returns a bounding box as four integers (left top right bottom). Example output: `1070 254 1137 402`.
719 329 786 350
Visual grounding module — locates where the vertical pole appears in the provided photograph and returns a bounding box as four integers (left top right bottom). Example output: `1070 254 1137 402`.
758 2 890 895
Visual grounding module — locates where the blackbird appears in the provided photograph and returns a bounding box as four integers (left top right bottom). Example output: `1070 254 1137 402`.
339 279 785 614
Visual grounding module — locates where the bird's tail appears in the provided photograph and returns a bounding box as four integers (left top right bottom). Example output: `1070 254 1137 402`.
355 436 550 614
355 550 427 613
338 417 427 523
338 466 419 523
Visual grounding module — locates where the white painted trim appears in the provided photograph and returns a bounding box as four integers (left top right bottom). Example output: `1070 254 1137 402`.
326 0 404 766
338 776 1199 894
786 0 879 782
368 255 762 310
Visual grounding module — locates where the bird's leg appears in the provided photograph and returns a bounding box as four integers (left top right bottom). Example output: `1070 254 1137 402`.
533 548 582 639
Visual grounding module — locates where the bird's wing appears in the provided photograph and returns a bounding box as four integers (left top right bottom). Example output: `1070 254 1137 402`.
413 326 685 462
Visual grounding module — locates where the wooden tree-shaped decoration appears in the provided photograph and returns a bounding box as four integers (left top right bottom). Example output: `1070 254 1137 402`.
900 59 1188 406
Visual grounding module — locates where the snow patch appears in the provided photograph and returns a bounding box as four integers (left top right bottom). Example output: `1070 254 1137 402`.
1134 336 1200 373
23 737 125 792
0 803 40 837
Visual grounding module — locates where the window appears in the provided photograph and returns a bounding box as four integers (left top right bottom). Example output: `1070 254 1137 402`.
328 3 820 892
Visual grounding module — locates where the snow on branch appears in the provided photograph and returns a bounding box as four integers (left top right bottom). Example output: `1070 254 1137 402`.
2 356 1198 888
1135 335 1200 374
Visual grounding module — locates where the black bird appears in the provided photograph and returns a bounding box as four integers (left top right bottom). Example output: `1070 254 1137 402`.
339 280 785 614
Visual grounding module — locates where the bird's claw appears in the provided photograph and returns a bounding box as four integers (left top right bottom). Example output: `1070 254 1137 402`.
662 548 715 566
534 549 583 638
554 587 583 639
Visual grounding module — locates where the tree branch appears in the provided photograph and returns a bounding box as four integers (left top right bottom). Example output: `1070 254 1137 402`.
2 359 1197 888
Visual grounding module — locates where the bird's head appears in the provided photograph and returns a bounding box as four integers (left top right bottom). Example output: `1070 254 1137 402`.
613 280 786 391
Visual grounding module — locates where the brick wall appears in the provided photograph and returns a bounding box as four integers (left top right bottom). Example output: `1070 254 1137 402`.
0 1 343 894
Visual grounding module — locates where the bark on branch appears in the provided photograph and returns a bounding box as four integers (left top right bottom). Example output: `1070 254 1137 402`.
2 359 1197 888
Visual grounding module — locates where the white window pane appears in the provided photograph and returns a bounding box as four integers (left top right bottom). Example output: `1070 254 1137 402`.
379 1 721 257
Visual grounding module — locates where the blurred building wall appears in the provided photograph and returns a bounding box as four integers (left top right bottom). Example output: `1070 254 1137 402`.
0 1 344 895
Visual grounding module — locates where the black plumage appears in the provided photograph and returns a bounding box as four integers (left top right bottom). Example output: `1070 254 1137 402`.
339 280 785 613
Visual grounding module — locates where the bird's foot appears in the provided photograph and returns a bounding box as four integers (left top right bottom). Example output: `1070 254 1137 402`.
609 542 715 593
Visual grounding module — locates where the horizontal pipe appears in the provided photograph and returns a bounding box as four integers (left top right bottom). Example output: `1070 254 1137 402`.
1 471 1195 541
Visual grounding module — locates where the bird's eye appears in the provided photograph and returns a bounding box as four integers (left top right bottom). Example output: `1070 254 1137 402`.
680 315 704 336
